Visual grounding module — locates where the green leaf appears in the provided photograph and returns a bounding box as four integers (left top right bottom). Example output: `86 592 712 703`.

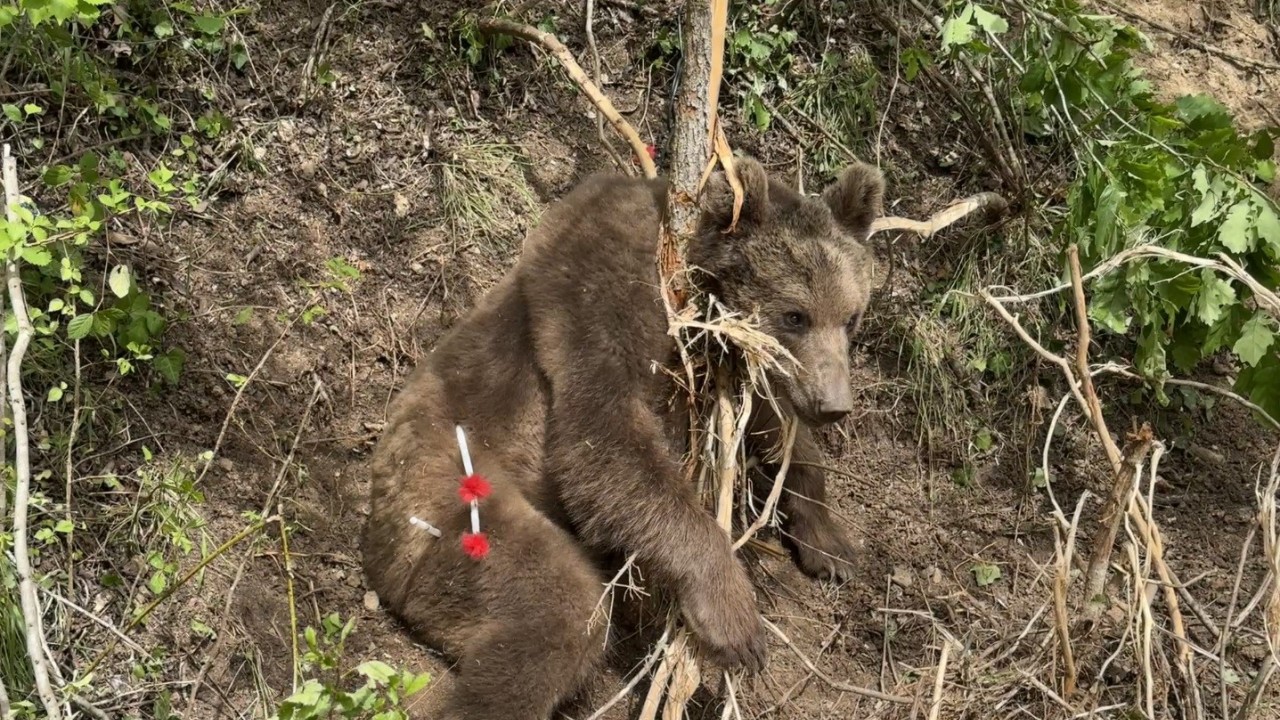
2 104 21 123
20 246 53 267
972 563 1001 587
155 20 174 38
403 672 431 696
47 386 64 402
940 5 976 50
1218 201 1254 252
357 660 398 684
1234 313 1276 368
1255 201 1280 251
1193 271 1236 326
192 14 226 35
43 165 74 187
974 428 994 452
66 314 94 340
54 519 74 533
1238 353 1280 424
148 572 167 595
972 5 1008 34
22 103 43 116
108 265 132 299
154 349 186 385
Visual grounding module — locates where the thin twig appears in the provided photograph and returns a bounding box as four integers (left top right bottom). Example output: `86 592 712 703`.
4 142 64 720
927 639 954 720
585 628 671 720
761 618 911 704
476 18 656 177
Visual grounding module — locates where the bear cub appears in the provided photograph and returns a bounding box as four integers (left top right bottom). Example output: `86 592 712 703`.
361 156 885 720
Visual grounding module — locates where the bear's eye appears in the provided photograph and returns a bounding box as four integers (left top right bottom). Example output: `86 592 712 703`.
782 311 809 331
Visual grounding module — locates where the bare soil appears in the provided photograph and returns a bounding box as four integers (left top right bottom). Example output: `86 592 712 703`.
49 1 1280 718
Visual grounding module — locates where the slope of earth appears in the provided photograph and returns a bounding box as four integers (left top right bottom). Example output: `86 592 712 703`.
37 1 1280 719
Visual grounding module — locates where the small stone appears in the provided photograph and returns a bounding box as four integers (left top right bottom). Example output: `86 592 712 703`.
394 193 410 218
363 591 380 611
345 573 363 589
890 566 915 589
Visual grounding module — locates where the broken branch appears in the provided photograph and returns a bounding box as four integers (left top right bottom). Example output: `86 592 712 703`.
476 18 656 178
870 193 1007 238
4 143 64 720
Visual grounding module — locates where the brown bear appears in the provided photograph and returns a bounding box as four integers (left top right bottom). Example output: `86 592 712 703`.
361 156 884 720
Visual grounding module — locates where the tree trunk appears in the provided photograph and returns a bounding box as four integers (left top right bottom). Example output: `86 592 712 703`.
658 0 716 308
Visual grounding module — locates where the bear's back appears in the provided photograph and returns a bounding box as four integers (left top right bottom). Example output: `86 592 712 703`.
517 173 677 401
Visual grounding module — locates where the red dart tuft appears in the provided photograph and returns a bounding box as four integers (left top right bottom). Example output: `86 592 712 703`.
461 532 490 559
458 474 492 503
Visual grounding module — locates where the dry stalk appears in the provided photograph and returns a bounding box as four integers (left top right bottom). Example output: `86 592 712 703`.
585 627 670 720
926 638 955 720
1239 443 1280 719
1052 492 1090 698
4 143 64 720
869 191 1007 238
475 18 656 178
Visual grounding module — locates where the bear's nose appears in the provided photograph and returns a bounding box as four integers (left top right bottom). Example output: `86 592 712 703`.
815 399 852 424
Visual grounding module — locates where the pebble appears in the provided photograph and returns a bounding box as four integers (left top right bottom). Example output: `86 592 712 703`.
363 591 380 611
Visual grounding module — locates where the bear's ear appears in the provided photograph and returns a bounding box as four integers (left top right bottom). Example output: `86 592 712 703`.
822 161 884 241
701 156 770 232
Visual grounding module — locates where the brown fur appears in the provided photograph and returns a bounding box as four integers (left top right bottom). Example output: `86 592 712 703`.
361 157 885 720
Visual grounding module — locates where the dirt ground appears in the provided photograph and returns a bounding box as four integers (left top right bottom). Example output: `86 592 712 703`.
45 0 1280 718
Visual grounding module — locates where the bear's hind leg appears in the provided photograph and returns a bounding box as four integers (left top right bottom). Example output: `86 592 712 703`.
410 497 608 720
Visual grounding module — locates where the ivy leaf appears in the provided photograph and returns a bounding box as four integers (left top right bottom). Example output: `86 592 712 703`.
1193 270 1236 326
108 264 132 299
1234 313 1276 367
66 313 94 340
1218 201 1254 252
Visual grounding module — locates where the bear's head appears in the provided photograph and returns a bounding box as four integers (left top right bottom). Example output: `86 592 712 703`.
687 156 884 427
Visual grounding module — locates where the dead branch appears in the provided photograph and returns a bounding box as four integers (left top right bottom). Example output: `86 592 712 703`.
1067 246 1123 471
1082 425 1154 615
990 244 1280 322
870 192 1007 238
983 243 1195 687
476 18 656 178
4 144 64 720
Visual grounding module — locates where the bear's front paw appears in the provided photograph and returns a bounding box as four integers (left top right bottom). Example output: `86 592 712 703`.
790 513 859 582
681 562 767 673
